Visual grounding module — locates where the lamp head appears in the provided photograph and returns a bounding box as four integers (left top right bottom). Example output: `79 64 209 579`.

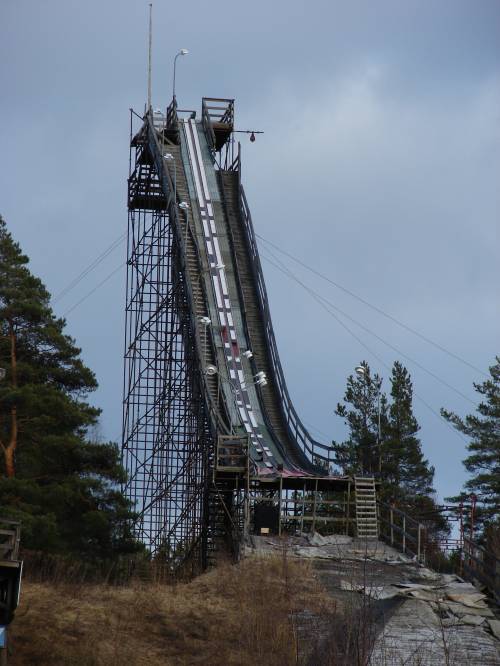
180 49 189 56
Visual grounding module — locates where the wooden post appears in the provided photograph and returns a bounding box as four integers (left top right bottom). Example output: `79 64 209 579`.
300 483 306 533
346 482 351 536
278 476 283 536
402 515 406 554
417 524 422 562
312 478 318 533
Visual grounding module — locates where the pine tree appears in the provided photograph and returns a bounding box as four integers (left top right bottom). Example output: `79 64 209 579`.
333 360 446 538
0 215 139 559
442 357 500 534
332 361 385 476
382 361 435 502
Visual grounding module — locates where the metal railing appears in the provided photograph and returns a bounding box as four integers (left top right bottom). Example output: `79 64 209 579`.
378 501 426 563
461 536 500 604
236 183 332 466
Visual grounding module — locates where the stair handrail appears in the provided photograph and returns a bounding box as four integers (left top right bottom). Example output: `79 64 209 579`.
144 111 233 439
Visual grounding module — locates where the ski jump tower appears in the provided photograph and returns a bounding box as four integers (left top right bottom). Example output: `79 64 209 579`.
122 97 354 572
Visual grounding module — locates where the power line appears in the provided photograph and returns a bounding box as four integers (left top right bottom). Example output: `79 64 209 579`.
261 246 476 406
63 262 125 317
260 250 469 444
53 232 126 304
300 419 331 444
256 233 488 378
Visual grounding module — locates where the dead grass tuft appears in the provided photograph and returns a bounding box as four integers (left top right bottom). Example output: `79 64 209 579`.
9 549 335 666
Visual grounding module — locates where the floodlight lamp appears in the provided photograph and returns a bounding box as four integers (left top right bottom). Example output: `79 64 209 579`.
180 49 189 56
255 371 266 380
199 316 211 326
256 377 268 387
153 108 162 114
205 365 218 376
179 201 190 210
243 350 253 359
215 263 225 270
164 152 174 160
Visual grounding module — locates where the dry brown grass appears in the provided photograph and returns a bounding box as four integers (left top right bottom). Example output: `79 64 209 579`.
9 550 335 666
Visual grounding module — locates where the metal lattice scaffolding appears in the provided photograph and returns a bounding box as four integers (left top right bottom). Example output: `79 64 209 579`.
122 114 212 569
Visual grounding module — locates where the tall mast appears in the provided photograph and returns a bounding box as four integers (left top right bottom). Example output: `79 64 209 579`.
147 3 152 110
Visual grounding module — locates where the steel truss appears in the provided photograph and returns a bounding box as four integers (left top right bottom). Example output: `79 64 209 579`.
122 117 212 571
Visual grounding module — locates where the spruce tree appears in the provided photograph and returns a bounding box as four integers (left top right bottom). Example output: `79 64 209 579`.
442 357 500 534
334 360 446 538
0 215 139 559
382 361 435 501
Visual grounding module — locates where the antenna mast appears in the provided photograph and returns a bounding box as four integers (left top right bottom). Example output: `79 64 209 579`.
147 3 152 110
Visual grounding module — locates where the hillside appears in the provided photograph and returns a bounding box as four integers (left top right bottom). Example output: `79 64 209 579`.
8 554 333 666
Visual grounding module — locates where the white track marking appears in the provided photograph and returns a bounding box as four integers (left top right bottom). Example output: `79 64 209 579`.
182 118 276 469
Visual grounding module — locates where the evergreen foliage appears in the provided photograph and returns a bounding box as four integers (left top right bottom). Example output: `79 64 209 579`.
383 361 434 500
0 215 140 559
442 357 500 534
332 361 384 476
333 361 441 525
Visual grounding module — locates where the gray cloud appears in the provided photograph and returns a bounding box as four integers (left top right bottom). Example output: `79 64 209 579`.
1 0 499 501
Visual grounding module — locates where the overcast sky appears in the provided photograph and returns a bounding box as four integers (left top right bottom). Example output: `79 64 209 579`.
1 0 499 501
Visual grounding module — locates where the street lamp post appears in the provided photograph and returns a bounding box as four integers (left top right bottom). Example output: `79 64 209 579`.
172 49 189 103
376 377 383 474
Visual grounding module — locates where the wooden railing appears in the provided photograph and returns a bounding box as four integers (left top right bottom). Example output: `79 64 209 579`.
201 97 234 157
0 518 20 562
216 435 249 475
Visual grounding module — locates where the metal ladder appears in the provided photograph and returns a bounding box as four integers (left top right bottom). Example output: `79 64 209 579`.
354 476 378 539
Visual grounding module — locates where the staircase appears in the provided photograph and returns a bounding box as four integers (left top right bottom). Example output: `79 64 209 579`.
156 140 220 401
206 486 237 567
354 476 378 539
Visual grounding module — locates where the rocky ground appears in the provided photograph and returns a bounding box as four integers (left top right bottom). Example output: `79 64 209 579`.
246 533 500 665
